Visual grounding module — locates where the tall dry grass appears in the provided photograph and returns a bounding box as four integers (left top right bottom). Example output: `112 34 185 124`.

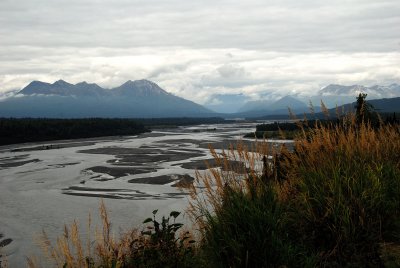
28 200 198 268
286 116 400 265
28 200 139 268
188 141 276 228
187 140 312 267
188 114 400 267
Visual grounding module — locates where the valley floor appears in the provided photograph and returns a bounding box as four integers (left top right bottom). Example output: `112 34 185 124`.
0 122 292 266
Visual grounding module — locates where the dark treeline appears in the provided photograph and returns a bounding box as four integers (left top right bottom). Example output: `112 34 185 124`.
257 112 400 132
250 113 400 139
246 121 315 139
255 120 336 132
382 112 400 125
0 117 231 146
0 118 149 146
256 121 301 132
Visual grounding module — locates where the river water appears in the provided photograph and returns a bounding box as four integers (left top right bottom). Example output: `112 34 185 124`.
0 122 292 266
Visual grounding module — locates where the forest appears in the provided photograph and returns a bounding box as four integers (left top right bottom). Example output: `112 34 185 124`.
0 117 231 146
0 118 149 146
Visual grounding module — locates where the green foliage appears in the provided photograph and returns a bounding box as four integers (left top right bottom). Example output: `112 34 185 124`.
284 122 400 266
383 112 400 125
201 182 316 268
30 205 199 268
127 210 198 268
355 93 379 126
256 121 301 132
246 120 341 140
0 117 231 146
244 130 300 140
291 158 400 265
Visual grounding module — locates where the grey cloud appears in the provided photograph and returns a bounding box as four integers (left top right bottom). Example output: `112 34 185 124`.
1 48 399 103
1 0 399 52
217 64 246 78
0 0 399 103
147 63 192 80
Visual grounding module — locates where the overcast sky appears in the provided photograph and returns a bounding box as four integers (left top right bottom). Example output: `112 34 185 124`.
0 0 399 103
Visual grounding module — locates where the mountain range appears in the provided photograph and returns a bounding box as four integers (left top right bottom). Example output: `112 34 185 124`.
207 83 400 118
224 96 318 119
0 80 399 118
212 83 400 114
204 93 251 114
309 83 400 108
0 79 213 118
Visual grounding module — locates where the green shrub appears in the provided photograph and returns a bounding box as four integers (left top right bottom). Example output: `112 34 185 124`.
201 182 316 268
127 210 198 268
29 202 198 268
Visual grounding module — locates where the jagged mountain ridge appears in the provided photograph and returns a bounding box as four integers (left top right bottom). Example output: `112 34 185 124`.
311 83 400 107
217 83 400 114
112 80 170 97
0 79 213 118
3 80 399 118
254 96 400 120
204 93 251 113
239 95 308 115
19 79 172 98
267 95 307 111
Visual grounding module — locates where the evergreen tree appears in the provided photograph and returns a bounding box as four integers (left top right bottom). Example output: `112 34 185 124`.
355 93 375 125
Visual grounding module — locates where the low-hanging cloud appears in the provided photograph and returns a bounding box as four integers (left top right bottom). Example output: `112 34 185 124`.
0 0 399 103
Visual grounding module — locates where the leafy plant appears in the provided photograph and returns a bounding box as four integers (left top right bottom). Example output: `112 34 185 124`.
28 202 198 268
127 210 197 268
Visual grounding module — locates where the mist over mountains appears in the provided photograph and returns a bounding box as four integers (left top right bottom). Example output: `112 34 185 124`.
0 79 213 118
0 80 399 118
206 83 400 115
309 83 400 108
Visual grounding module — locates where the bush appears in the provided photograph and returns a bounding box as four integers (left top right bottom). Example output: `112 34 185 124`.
189 142 317 267
127 210 197 268
28 201 198 268
200 182 315 267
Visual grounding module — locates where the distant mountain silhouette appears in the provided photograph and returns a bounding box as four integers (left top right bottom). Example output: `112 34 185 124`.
209 83 400 113
204 93 250 113
2 80 399 119
237 99 274 113
21 80 109 97
231 95 311 118
368 97 400 113
254 96 400 120
112 80 169 97
268 96 307 111
0 79 213 118
331 97 400 115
